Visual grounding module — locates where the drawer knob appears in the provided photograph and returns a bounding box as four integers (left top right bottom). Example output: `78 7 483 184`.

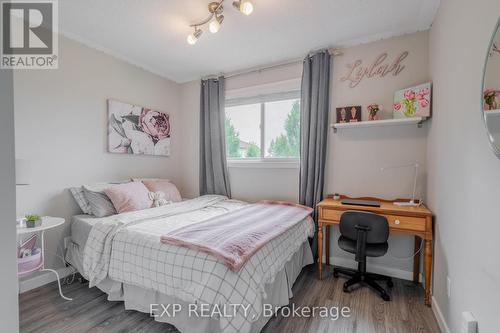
394 219 401 225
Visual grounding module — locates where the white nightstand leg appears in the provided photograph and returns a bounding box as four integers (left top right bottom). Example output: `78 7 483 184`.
41 268 73 301
40 230 73 301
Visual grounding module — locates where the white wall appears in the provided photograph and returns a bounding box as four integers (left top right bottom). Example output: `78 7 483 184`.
14 36 182 278
427 1 500 332
0 68 20 332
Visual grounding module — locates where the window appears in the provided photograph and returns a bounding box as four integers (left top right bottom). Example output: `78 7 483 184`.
225 91 300 162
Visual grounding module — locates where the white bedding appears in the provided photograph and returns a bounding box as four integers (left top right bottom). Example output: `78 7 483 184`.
71 214 102 248
82 195 314 333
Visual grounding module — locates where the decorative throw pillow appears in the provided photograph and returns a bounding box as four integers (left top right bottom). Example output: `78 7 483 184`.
82 187 117 217
104 181 153 214
142 180 182 203
69 187 92 214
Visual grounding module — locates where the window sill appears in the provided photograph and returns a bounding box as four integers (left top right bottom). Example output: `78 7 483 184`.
227 159 300 169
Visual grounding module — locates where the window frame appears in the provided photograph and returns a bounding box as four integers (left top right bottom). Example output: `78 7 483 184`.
225 90 301 167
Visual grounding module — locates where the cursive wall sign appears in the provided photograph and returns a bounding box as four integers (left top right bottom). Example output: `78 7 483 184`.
340 51 409 88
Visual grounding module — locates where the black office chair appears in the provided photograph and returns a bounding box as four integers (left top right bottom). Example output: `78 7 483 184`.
333 211 393 301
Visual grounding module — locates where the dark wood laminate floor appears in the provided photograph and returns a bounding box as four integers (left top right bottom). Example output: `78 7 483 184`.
19 265 441 333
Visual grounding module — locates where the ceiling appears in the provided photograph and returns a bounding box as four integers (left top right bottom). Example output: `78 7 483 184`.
59 0 440 83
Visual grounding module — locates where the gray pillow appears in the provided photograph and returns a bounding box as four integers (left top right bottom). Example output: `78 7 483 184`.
69 187 92 214
82 187 117 217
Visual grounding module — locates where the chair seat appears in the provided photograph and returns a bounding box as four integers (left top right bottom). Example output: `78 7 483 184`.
338 236 388 257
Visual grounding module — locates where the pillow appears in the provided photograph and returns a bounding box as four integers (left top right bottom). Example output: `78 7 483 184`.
84 180 130 192
69 187 92 214
131 177 170 182
104 181 152 214
82 187 117 217
142 180 182 203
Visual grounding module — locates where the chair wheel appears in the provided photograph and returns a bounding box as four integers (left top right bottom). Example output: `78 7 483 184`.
381 292 390 301
333 270 339 278
387 280 394 288
343 283 350 293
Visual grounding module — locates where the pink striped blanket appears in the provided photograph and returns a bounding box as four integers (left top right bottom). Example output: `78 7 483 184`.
160 201 313 272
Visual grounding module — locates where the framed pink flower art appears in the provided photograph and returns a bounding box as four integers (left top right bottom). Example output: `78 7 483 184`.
107 99 171 156
393 82 431 119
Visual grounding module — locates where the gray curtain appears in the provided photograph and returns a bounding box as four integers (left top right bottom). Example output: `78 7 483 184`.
199 76 231 197
299 50 331 256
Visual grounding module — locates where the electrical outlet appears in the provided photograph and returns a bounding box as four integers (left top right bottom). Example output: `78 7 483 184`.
461 312 477 333
446 276 451 298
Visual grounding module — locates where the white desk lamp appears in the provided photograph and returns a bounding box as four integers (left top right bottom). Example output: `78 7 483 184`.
380 163 420 206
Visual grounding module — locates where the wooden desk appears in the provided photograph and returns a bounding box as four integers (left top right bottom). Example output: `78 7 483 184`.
317 196 433 306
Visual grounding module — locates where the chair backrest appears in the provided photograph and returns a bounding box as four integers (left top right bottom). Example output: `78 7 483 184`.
339 211 389 244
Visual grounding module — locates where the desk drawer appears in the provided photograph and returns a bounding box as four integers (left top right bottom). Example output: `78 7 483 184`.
386 215 425 232
321 208 342 221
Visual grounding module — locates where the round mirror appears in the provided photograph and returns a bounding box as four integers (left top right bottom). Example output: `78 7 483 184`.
483 20 500 158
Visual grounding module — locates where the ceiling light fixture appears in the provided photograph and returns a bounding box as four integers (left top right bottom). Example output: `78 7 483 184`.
187 0 253 45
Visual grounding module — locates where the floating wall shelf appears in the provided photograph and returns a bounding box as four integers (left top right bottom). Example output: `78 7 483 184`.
331 117 425 133
484 109 500 120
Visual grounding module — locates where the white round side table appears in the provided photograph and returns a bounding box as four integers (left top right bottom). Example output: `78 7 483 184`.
17 216 72 301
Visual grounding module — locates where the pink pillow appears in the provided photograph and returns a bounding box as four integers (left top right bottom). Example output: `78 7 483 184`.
104 181 152 213
142 180 182 203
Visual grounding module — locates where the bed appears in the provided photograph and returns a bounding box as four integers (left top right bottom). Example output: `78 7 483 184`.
65 195 314 333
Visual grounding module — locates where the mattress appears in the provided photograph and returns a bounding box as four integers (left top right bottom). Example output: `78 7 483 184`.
70 214 103 249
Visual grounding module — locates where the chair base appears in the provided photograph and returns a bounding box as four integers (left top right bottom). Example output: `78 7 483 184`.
333 266 393 301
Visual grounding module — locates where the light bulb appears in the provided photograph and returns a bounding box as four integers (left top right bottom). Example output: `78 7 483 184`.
209 20 220 33
209 15 224 34
187 28 202 45
187 34 198 45
208 19 220 34
233 1 253 16
240 1 253 15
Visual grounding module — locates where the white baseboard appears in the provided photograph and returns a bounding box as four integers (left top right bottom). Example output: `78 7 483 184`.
19 266 75 294
432 296 451 333
324 256 423 282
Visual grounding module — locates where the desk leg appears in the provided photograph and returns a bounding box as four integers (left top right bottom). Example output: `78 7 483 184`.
413 236 421 283
318 223 323 280
424 239 432 306
325 226 330 266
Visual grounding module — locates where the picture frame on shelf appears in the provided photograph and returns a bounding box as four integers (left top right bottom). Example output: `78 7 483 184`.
336 105 362 123
393 82 431 119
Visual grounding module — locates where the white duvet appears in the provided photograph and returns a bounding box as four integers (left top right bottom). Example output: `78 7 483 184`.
83 195 314 333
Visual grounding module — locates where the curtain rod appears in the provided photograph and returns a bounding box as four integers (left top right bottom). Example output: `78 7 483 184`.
203 48 342 81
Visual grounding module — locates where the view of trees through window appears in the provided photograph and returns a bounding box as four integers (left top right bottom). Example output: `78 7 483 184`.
225 97 300 159
267 100 300 157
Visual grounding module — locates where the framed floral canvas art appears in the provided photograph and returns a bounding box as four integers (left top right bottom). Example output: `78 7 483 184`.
107 99 171 156
393 83 431 119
